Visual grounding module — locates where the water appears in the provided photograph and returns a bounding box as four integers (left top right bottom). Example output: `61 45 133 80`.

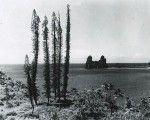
0 64 150 102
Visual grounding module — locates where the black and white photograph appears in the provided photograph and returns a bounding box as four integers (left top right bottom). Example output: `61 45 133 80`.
0 0 150 119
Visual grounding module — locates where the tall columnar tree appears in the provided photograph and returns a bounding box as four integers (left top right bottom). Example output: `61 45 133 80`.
63 5 71 100
51 12 57 98
42 16 51 104
56 14 63 100
24 55 34 113
31 9 40 105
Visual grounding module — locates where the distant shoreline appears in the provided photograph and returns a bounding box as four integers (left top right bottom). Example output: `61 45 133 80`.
108 63 149 68
0 63 149 68
70 63 150 68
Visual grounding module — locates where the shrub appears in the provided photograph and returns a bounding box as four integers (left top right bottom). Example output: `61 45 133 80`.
6 102 14 108
74 88 107 119
6 111 17 116
0 114 4 120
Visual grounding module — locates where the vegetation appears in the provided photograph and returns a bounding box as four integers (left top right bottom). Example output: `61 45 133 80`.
24 5 71 108
24 55 34 112
51 12 57 99
21 5 148 120
56 14 63 101
0 72 149 119
63 4 71 100
42 16 51 104
0 2 149 120
51 12 63 100
30 9 40 105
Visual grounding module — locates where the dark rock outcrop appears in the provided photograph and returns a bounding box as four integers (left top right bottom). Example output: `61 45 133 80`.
85 55 108 69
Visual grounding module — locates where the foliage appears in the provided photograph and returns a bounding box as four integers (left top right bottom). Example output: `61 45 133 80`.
72 85 146 120
42 16 51 104
51 12 57 99
103 110 144 120
0 71 149 120
24 55 34 111
63 4 71 100
74 88 108 119
56 14 63 100
31 9 40 105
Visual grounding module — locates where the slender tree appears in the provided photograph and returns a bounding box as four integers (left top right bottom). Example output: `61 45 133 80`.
31 9 40 105
56 14 63 100
24 55 34 113
63 5 71 100
51 12 57 99
42 16 51 104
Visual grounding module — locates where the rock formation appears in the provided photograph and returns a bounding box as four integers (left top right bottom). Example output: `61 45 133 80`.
85 55 108 69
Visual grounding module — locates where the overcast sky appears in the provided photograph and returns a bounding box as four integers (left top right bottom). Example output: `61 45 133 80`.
0 0 150 64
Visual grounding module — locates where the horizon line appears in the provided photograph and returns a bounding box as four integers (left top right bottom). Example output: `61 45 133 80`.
0 62 149 65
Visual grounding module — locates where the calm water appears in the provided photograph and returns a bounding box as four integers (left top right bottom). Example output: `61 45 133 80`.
0 64 150 102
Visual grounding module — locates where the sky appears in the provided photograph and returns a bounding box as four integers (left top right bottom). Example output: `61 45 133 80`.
0 0 150 64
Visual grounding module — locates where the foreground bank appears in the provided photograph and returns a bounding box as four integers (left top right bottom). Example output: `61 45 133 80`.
0 71 150 120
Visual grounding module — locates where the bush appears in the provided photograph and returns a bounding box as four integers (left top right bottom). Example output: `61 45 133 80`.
15 81 27 89
6 102 14 108
25 113 39 119
52 112 59 120
74 88 107 119
0 101 4 106
13 101 21 106
6 111 17 116
10 118 15 120
0 114 4 120
104 110 144 120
